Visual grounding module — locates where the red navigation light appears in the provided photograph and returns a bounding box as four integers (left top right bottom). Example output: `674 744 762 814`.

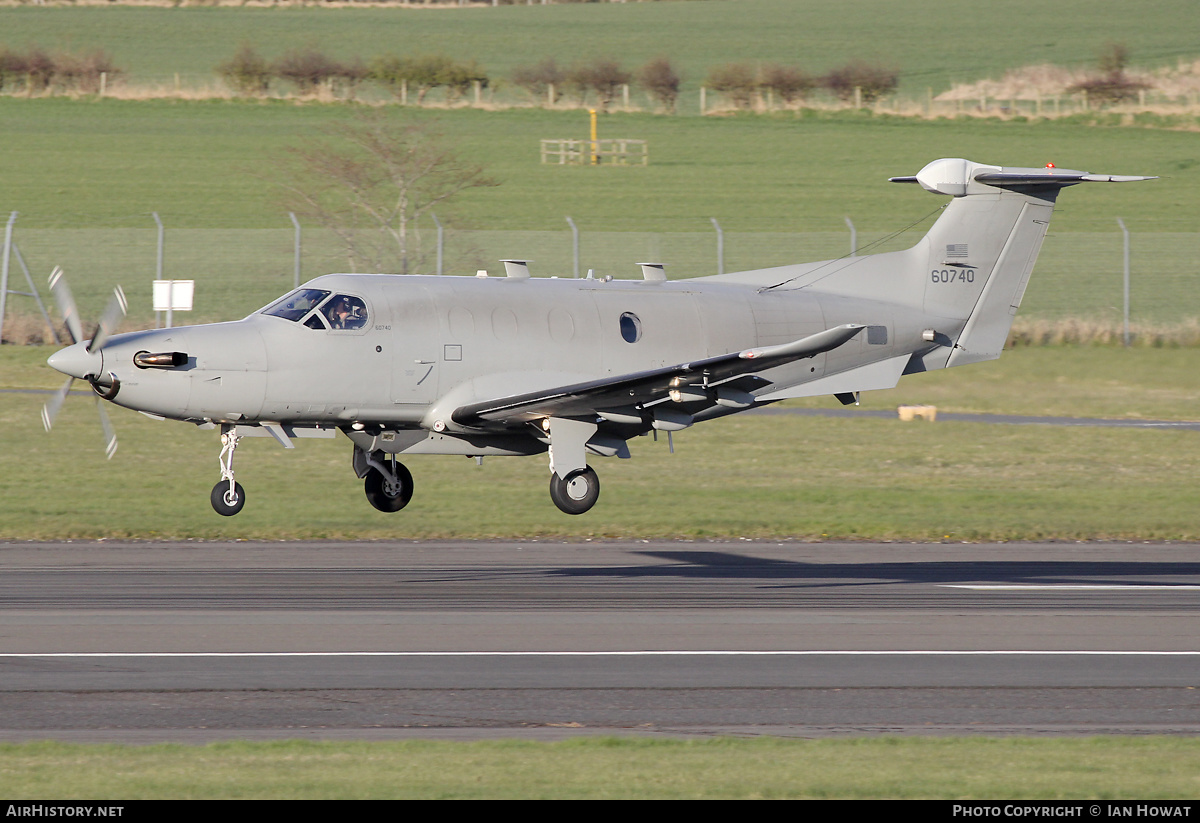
1045 162 1056 169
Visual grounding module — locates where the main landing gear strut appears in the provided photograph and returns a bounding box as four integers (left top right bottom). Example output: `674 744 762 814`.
363 453 415 513
351 445 415 513
545 417 602 515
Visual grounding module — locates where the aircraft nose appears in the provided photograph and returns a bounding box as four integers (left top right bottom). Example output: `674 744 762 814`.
47 342 101 380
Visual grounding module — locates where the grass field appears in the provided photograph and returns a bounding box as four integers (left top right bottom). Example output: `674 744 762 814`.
2 99 1194 233
5 345 1199 541
3 737 1199 799
0 0 1196 99
2 99 1194 331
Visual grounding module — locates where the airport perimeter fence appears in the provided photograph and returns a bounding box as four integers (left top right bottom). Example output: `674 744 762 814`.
1 220 1197 343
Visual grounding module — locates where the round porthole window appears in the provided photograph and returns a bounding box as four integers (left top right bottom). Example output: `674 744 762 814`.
619 312 641 343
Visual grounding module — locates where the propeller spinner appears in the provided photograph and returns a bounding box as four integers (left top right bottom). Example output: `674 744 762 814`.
41 267 127 459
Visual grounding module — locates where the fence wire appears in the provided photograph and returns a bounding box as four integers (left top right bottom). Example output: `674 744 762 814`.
2 227 1196 331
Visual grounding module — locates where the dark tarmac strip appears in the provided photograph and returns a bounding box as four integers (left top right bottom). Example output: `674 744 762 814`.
2 541 1199 741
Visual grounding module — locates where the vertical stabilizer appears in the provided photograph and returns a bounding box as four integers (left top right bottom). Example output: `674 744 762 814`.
889 158 1155 367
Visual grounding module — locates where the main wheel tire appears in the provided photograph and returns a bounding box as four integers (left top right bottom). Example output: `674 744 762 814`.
364 460 414 512
549 467 600 515
210 480 246 516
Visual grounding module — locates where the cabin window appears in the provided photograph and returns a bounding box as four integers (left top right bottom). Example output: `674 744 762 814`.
619 312 641 343
263 289 330 322
321 294 368 330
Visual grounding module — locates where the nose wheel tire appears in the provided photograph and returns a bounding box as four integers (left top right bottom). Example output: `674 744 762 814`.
211 481 246 516
365 460 414 512
549 467 600 515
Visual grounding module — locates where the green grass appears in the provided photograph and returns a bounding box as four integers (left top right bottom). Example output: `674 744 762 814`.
2 99 1194 329
2 99 1194 233
2 737 1199 799
0 0 1195 97
5 345 1200 541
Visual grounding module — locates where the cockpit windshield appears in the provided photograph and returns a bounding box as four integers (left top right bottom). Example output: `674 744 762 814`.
262 289 369 331
263 289 330 322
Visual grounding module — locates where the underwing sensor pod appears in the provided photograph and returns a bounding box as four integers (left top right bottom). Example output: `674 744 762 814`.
43 159 1154 516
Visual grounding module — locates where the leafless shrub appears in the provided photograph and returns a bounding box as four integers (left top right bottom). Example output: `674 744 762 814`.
1068 43 1153 107
335 56 369 99
512 58 566 103
215 44 271 96
20 46 56 93
705 62 757 109
637 56 681 113
53 48 122 94
0 48 17 92
274 46 344 96
1098 42 1131 76
759 63 814 106
567 59 632 111
1069 73 1153 107
823 61 898 104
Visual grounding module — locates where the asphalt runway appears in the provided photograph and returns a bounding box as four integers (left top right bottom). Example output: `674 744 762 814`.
2 540 1199 741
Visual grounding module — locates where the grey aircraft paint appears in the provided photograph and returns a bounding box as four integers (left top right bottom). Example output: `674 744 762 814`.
42 159 1154 516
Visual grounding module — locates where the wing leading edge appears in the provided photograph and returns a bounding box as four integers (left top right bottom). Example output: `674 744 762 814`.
450 323 865 428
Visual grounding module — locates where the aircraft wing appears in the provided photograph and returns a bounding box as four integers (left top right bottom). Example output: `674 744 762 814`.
451 323 864 427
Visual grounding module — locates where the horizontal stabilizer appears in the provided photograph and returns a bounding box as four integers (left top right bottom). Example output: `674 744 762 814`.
974 170 1157 188
891 158 1155 197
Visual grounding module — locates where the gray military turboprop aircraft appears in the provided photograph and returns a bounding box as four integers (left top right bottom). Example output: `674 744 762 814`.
42 158 1152 516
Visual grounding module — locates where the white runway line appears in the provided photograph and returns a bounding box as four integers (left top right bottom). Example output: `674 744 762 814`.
942 584 1200 590
3 651 1200 658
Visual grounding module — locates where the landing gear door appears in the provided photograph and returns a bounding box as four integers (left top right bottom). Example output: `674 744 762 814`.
387 283 440 407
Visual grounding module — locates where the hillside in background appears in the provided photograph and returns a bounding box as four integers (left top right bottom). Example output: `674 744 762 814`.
0 0 1196 99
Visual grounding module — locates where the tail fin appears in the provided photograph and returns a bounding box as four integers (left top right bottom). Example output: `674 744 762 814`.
893 159 1154 366
704 158 1153 367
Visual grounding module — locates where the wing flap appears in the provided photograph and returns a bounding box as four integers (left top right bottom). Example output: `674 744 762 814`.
451 324 865 427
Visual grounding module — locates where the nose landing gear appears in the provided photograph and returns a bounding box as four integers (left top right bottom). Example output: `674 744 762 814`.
211 426 246 516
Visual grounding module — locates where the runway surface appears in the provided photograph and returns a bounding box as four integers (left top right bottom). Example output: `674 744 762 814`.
2 540 1199 741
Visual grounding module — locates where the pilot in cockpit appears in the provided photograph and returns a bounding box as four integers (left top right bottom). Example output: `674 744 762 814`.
326 295 366 330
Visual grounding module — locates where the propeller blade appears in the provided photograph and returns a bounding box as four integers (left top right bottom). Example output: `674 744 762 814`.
96 398 118 460
47 266 83 346
88 285 127 353
41 376 75 432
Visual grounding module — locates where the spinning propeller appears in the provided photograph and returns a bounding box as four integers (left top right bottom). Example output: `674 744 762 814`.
40 267 127 459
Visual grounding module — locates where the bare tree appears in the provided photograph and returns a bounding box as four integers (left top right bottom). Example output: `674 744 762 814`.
512 58 566 103
705 62 757 109
823 61 899 104
216 43 272 96
273 46 343 96
567 59 632 111
1068 42 1152 107
760 63 814 107
272 114 499 274
638 56 681 113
